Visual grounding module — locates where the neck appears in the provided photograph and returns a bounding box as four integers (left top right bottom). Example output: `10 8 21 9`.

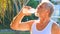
36 17 50 31
40 17 50 23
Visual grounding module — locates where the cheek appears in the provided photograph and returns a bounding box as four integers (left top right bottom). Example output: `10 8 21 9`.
41 12 49 18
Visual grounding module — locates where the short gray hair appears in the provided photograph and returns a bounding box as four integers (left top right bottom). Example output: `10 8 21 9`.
41 2 54 17
38 2 54 17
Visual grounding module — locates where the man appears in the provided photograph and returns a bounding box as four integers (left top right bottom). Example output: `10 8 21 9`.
10 0 60 34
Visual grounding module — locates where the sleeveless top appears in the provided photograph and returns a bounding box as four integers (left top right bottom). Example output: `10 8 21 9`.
31 19 57 34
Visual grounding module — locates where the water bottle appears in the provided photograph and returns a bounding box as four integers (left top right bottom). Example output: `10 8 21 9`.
28 8 36 14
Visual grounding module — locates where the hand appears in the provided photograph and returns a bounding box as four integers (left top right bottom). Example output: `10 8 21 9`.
22 6 33 16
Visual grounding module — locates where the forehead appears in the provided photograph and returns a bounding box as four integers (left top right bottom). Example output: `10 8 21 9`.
38 3 51 10
37 3 46 11
37 3 50 12
41 3 49 8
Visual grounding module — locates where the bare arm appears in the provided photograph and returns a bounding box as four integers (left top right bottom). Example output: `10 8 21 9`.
51 23 60 34
10 6 34 31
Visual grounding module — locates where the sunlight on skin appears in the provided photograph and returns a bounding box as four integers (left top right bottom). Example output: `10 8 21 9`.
10 0 60 34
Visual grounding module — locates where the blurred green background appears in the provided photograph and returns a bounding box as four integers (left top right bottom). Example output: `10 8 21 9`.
0 0 60 34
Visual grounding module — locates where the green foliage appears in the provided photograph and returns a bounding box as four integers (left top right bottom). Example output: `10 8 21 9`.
0 0 15 29
22 0 39 22
0 0 39 29
27 0 39 8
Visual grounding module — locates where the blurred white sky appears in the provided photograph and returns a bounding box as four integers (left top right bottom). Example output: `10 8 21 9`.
51 0 60 2
51 5 60 18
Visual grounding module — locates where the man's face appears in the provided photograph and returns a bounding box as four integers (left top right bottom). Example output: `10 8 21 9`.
36 4 50 18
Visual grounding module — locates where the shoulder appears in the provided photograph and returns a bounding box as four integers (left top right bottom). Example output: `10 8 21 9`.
51 22 60 34
52 22 59 30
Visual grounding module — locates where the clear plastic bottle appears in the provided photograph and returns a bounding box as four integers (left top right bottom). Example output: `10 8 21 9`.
28 8 36 14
